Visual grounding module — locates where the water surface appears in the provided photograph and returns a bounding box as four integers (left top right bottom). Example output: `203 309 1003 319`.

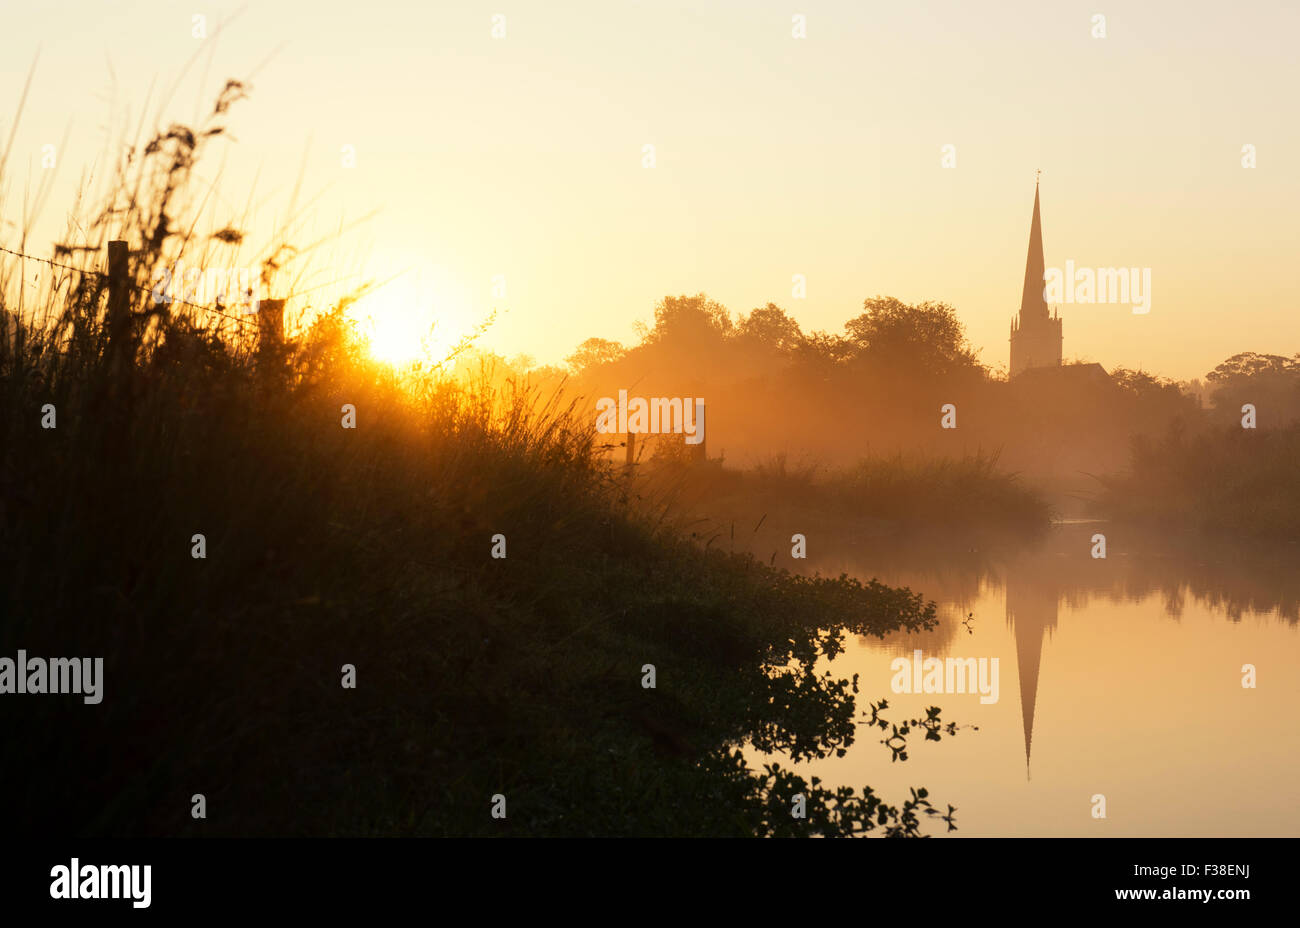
750 523 1300 836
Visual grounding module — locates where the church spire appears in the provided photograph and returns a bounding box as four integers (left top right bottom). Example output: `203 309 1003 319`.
1019 181 1049 320
1009 176 1063 377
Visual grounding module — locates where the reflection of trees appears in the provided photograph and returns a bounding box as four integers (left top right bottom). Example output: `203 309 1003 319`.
1018 526 1300 624
808 522 1298 780
823 523 1299 627
697 518 1294 818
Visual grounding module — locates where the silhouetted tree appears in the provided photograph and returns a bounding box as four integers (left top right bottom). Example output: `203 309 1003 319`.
566 337 626 373
1109 368 1197 432
639 293 733 347
1205 351 1300 425
789 330 852 370
844 296 980 378
1206 351 1298 383
736 303 803 353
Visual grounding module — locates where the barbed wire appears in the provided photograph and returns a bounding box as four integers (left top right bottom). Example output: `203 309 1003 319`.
0 243 261 327
0 244 102 277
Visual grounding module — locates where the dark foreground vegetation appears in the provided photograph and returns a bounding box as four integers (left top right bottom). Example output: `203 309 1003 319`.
0 85 959 837
0 305 961 836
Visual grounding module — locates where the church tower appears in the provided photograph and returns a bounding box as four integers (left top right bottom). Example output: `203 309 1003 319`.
1009 182 1063 377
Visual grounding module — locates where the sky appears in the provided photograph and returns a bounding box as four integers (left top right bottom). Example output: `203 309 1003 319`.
2 0 1298 380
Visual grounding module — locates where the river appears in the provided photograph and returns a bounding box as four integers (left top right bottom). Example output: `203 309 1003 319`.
745 520 1300 836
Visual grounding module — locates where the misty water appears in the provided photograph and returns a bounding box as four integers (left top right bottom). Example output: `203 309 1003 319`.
750 521 1300 836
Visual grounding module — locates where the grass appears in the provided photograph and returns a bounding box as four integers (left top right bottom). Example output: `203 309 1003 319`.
0 83 961 836
1096 424 1300 541
0 309 959 836
634 450 1050 554
821 451 1048 531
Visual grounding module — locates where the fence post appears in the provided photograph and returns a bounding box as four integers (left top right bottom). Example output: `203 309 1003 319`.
106 240 130 368
257 298 285 352
625 430 636 476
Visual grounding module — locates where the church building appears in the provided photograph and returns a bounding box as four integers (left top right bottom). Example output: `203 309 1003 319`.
1009 182 1063 377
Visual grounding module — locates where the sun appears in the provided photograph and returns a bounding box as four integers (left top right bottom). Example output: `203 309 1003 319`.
358 298 433 365
344 259 482 368
350 274 468 367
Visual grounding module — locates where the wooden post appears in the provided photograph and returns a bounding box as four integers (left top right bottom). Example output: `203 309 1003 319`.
625 430 636 476
106 240 130 366
257 298 285 352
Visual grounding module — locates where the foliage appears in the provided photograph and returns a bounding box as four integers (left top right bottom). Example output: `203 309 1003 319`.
844 296 982 378
0 85 958 837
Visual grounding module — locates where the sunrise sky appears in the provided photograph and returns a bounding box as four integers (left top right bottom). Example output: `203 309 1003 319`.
3 0 1297 380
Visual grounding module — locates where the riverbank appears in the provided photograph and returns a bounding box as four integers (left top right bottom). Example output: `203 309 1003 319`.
629 452 1050 569
1094 423 1300 541
0 302 961 836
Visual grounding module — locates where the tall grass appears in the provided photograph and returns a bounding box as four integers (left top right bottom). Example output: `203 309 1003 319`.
822 451 1050 531
0 83 957 837
649 449 1050 544
1097 424 1300 541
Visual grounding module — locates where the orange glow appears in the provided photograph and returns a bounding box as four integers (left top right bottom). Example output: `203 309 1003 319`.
350 269 473 367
